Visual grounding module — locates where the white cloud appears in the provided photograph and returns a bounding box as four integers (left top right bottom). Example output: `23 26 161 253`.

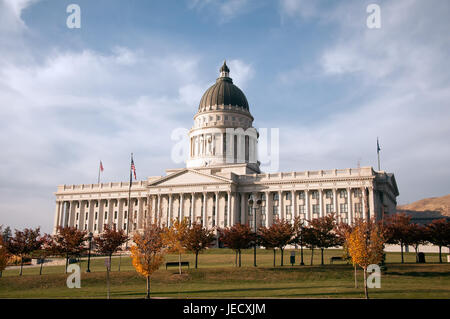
227 59 254 88
0 0 38 32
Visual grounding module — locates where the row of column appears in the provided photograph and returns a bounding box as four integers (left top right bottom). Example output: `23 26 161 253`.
53 197 147 234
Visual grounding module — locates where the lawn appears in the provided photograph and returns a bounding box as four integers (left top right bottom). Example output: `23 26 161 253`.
1 249 449 299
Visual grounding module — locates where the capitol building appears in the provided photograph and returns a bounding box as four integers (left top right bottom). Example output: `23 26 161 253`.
53 62 399 235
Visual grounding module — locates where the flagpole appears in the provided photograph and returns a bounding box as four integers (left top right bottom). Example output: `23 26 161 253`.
377 137 381 171
126 153 132 249
98 161 101 184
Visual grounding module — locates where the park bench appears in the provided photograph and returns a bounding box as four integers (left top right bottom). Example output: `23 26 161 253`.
330 256 344 264
165 261 190 270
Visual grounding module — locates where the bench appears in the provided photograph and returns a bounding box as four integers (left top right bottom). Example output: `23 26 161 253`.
330 256 344 264
165 261 190 270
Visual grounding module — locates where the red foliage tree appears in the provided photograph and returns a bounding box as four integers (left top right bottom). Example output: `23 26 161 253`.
5 227 43 276
94 225 129 268
258 219 294 266
384 213 411 263
184 222 216 269
307 214 339 265
51 226 87 273
426 218 450 263
218 223 255 267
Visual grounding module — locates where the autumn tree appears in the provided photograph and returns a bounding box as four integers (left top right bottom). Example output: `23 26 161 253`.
31 233 53 275
384 213 411 263
218 223 255 267
0 235 8 278
308 214 339 265
184 222 216 268
426 218 450 263
51 226 87 273
405 223 429 263
258 226 277 267
6 227 43 276
130 223 166 299
163 218 190 274
94 225 128 268
291 217 307 265
334 221 358 287
345 218 386 299
258 219 294 266
303 225 320 265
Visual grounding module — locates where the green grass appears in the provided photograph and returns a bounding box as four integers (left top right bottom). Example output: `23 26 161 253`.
1 249 449 299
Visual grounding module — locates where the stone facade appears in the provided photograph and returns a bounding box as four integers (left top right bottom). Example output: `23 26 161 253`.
53 62 399 235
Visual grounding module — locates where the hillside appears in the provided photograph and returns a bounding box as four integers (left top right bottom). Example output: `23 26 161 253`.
397 194 450 219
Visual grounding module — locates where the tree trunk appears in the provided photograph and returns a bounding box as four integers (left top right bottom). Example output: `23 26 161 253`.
178 253 182 274
280 248 284 266
109 254 112 271
0 271 2 278
118 253 122 271
195 252 199 269
146 275 151 299
238 250 241 267
415 246 419 263
310 247 314 265
65 254 69 274
439 246 442 263
300 245 304 265
273 249 276 267
40 260 44 275
20 257 23 276
400 243 404 263
235 251 238 267
321 248 324 265
363 267 369 299
354 264 357 288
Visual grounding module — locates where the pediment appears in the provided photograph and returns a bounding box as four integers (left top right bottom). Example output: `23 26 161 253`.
149 169 232 186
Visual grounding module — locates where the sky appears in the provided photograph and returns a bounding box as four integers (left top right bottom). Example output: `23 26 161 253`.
0 0 449 234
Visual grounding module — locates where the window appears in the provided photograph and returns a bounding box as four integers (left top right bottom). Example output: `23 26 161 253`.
311 191 319 199
105 201 108 207
285 206 292 215
209 116 213 121
273 193 279 201
86 202 89 208
299 205 305 214
285 192 292 201
225 116 228 120
85 213 88 220
96 201 98 207
299 192 305 200
312 204 319 214
326 204 334 213
340 203 348 213
124 223 127 230
124 211 127 219
325 190 333 199
339 190 348 198
216 115 220 121
84 224 87 230
354 189 362 198
261 193 266 201
261 207 266 215
115 201 118 207
104 212 108 220
95 212 98 220
94 224 97 231
248 206 252 216
114 211 118 219
354 203 362 213
273 206 278 215
76 213 79 220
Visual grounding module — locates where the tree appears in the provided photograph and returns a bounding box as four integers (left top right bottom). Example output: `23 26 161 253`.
426 218 450 263
51 226 87 273
291 217 307 265
184 222 216 269
303 225 320 265
31 233 53 275
405 223 429 263
334 221 357 287
163 218 190 274
345 219 386 299
1 226 12 243
6 227 43 276
308 214 339 265
218 223 255 267
384 213 411 263
130 223 165 299
258 219 294 266
258 226 278 267
94 225 129 268
0 235 8 278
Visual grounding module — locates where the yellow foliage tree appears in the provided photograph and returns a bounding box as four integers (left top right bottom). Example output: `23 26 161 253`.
345 218 385 299
162 218 190 274
130 223 165 299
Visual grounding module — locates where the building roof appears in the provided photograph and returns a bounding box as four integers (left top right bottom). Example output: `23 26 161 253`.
198 61 249 111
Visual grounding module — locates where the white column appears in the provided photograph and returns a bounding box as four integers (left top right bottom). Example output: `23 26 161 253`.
278 191 283 220
319 189 323 218
292 190 296 220
369 187 375 220
362 188 367 220
156 195 161 226
333 189 338 223
227 191 231 227
347 188 353 225
240 193 246 224
168 194 173 226
179 194 184 221
191 193 195 225
265 191 271 226
230 192 236 226
53 201 61 234
305 190 310 224
215 192 219 228
202 192 207 228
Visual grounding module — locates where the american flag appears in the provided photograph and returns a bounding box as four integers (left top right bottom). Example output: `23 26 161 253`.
100 160 104 172
131 157 136 180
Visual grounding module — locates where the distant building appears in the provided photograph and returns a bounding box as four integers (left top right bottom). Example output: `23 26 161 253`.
53 62 399 235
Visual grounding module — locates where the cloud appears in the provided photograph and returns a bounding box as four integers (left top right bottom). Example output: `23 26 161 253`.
0 0 38 32
188 0 253 23
277 0 450 204
227 59 254 88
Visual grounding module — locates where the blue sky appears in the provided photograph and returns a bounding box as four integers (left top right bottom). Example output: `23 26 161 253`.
1 0 449 233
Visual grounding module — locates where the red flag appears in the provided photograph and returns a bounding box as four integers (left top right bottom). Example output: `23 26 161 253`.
100 161 104 172
131 158 136 180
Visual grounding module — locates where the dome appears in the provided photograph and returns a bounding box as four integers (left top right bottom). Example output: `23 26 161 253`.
198 61 249 111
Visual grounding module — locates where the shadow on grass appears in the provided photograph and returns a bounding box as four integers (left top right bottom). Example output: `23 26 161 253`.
386 271 450 277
